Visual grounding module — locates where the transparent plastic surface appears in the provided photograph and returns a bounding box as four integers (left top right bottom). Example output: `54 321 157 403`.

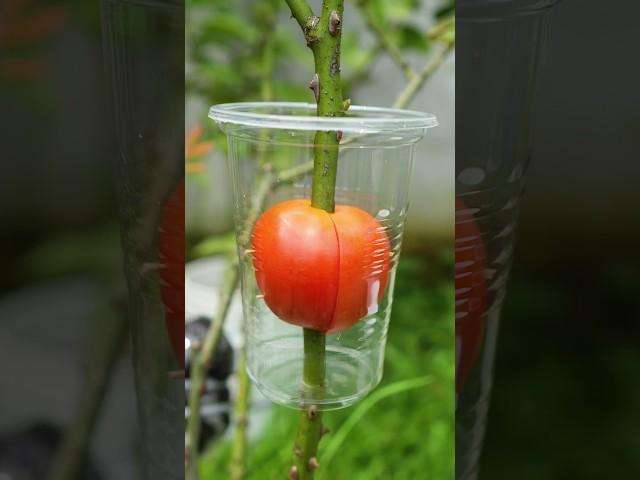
210 103 436 410
456 2 558 478
102 1 184 479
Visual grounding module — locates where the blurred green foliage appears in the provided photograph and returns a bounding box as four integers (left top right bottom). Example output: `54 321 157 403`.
480 261 640 479
199 254 454 479
186 0 453 105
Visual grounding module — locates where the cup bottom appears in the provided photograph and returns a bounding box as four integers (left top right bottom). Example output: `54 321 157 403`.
247 337 381 411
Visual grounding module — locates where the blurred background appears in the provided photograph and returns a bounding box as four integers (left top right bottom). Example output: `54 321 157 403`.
0 0 138 479
479 0 640 478
185 0 455 479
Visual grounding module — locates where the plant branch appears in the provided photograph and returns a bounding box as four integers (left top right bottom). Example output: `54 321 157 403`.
427 15 455 43
229 348 250 480
184 157 310 477
226 25 279 477
357 1 416 81
284 0 346 478
309 0 344 212
285 0 315 31
392 43 454 109
257 5 276 102
185 261 239 480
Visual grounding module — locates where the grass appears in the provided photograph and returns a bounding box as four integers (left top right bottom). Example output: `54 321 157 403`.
199 252 454 480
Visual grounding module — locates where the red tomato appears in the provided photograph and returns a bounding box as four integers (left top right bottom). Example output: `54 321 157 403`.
252 199 391 333
455 197 487 393
158 180 185 367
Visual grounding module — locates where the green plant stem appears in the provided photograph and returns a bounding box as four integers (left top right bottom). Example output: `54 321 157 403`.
229 348 251 480
292 329 327 479
285 0 314 29
357 1 416 81
284 0 345 478
184 161 311 478
392 43 454 109
427 15 455 42
259 14 275 102
185 262 239 480
227 26 277 476
309 1 344 212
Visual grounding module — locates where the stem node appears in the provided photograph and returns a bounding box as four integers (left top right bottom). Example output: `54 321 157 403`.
304 16 321 45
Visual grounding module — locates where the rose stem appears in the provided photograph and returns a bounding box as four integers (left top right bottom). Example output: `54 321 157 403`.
284 0 345 478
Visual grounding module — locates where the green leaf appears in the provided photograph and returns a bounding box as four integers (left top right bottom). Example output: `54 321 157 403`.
394 24 430 51
367 0 421 24
385 0 422 22
435 0 455 19
367 0 387 26
199 13 259 44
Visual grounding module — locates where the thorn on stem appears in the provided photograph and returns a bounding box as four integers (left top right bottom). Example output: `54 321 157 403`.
342 98 351 112
308 457 320 471
289 466 299 480
336 131 343 142
307 404 318 420
321 424 330 437
329 11 342 36
309 74 320 102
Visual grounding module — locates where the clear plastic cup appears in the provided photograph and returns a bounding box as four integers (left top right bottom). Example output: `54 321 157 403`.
210 102 436 410
102 0 184 478
456 1 560 478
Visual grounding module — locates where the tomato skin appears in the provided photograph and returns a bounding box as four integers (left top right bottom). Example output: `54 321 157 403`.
158 180 185 367
252 199 391 333
455 197 487 393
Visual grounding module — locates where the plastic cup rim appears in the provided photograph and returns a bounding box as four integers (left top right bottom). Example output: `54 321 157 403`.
208 101 438 134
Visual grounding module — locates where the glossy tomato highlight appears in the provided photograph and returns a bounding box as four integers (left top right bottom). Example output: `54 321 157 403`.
252 199 391 333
